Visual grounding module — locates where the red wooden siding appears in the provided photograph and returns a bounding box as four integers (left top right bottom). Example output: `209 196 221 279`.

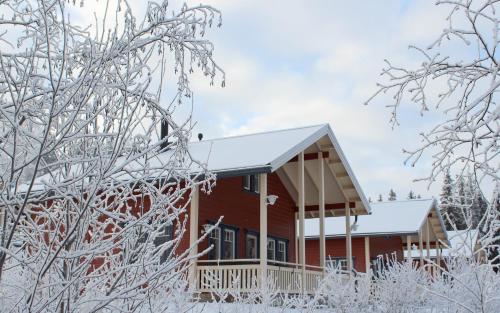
178 173 297 262
305 237 366 272
369 236 404 262
306 235 404 272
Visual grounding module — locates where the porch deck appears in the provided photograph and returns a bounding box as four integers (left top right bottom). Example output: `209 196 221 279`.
196 259 324 294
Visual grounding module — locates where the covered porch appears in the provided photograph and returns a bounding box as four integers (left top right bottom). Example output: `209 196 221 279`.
185 125 370 294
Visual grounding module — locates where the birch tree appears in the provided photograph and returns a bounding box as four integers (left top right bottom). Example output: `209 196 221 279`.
0 0 223 311
367 0 499 185
368 0 499 265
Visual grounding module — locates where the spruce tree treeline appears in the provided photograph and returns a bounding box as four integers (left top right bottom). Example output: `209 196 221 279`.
439 171 488 230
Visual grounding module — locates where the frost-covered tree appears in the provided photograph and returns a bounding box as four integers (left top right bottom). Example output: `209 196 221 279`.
0 0 224 311
367 0 499 185
440 171 456 229
388 189 397 201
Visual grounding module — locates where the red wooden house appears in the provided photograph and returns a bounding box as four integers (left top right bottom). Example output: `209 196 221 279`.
304 199 449 274
165 124 371 293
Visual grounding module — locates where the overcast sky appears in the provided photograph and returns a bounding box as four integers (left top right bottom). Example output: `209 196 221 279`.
182 0 453 200
78 0 480 201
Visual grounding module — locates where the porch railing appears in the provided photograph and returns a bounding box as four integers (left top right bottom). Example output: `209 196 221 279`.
195 259 324 294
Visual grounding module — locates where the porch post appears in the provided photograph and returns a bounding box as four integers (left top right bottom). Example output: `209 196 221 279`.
364 236 370 273
345 203 352 273
295 212 298 265
188 185 199 287
436 242 441 274
298 151 306 292
318 153 326 271
406 235 412 264
259 173 268 286
419 230 424 268
426 218 431 260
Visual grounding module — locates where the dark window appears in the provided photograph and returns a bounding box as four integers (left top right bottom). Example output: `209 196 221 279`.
246 234 258 259
277 241 286 262
267 238 276 260
223 229 236 259
207 223 239 260
153 224 174 264
326 257 355 271
208 227 221 260
243 175 260 193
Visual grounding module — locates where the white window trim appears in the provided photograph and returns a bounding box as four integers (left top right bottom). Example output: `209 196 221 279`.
277 241 286 262
209 226 221 259
223 229 236 260
267 238 276 260
246 234 258 259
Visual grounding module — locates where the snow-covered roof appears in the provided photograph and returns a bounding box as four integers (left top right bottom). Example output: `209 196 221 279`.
17 124 371 215
154 124 370 214
305 199 445 238
405 229 479 258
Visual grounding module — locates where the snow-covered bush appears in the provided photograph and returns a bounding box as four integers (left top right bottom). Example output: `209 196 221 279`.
371 260 430 313
314 268 371 313
429 257 500 313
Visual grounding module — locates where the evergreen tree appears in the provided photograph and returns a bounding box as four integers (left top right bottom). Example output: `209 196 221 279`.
452 175 469 230
388 189 397 201
440 170 455 230
408 190 416 200
378 194 383 202
417 194 422 199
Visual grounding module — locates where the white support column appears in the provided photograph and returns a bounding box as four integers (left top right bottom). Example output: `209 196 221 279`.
426 218 431 260
298 152 306 292
419 231 424 268
318 152 326 271
295 212 298 265
407 235 412 264
436 242 441 274
188 185 199 287
364 236 370 273
345 203 353 273
259 173 268 286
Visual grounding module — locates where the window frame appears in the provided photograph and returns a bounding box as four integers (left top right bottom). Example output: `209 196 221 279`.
223 228 236 260
207 222 239 260
246 233 258 259
277 240 286 262
325 257 355 271
267 238 276 260
242 174 260 194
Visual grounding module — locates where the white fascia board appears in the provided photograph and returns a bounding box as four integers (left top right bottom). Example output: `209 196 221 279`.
324 125 371 214
268 124 329 172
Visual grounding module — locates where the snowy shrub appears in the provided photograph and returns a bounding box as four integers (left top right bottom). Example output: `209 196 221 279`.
429 257 500 313
371 260 430 313
312 267 371 313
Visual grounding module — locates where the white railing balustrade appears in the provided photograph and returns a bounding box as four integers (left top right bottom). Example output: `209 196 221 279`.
196 259 324 294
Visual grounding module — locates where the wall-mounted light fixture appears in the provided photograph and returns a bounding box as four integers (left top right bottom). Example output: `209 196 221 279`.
266 195 279 206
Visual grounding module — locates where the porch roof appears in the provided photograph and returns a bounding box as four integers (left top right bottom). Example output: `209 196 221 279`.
405 230 479 258
161 124 370 215
304 199 449 245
